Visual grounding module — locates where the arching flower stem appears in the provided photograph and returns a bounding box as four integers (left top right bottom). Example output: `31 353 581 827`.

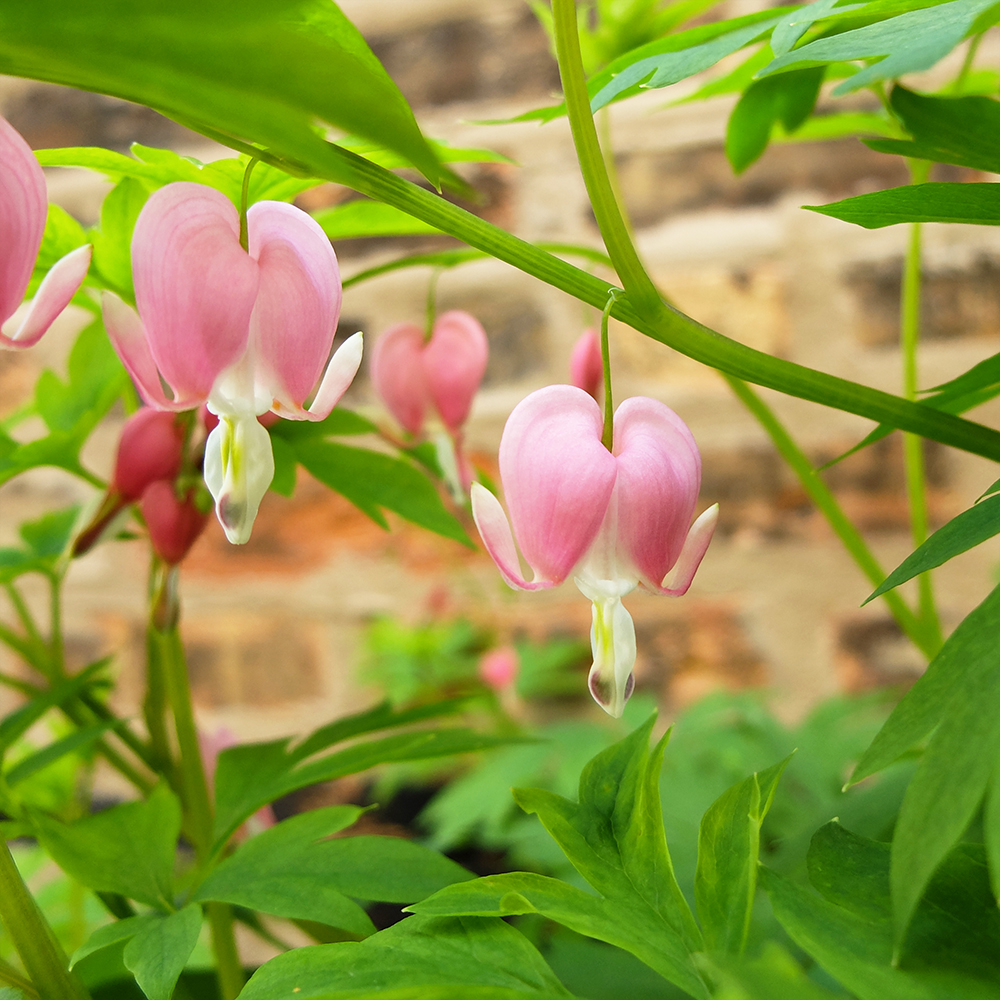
600 288 618 452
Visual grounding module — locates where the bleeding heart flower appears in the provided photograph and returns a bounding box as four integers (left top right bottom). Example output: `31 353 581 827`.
113 408 186 503
102 181 363 544
479 646 520 691
570 329 603 401
471 385 717 718
0 116 91 349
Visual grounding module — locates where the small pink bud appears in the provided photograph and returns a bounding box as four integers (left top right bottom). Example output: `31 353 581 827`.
141 480 209 565
570 329 603 401
112 408 185 502
372 310 488 436
479 646 519 691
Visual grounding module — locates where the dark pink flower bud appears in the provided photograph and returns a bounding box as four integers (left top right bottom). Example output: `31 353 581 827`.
141 480 209 565
113 408 185 502
570 329 603 401
479 646 519 691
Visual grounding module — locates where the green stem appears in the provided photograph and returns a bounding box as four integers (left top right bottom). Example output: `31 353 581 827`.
4 583 46 666
277 139 1000 463
597 106 634 245
238 156 260 252
424 268 442 342
901 160 943 649
0 838 90 1000
952 33 982 92
551 0 659 312
0 956 39 999
48 574 66 680
726 376 940 658
153 567 243 1000
600 291 617 450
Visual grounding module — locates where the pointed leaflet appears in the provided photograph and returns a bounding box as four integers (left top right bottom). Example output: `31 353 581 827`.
194 805 471 932
0 0 443 185
238 915 571 1000
123 905 201 1000
866 494 1000 602
34 783 179 909
806 183 1000 229
694 754 793 956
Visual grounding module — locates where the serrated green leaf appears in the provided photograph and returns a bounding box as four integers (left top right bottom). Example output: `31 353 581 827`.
34 783 179 909
760 0 1000 94
294 439 471 546
123 905 201 1000
239 915 572 1000
867 494 1000 602
196 805 471 932
694 754 793 955
807 182 1000 228
0 0 444 185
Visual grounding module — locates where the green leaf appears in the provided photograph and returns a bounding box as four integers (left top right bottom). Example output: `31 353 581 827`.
70 914 158 968
239 915 571 1000
591 10 789 112
5 720 118 786
123 905 201 1000
726 67 824 173
694 754 792 955
762 863 1000 1000
509 716 710 999
89 176 151 298
775 111 898 143
0 0 444 185
867 494 1000 602
294 439 471 546
769 0 866 58
314 200 443 241
850 582 1000 786
759 0 1000 95
196 805 472 933
268 433 297 497
28 204 89 295
806 183 1000 229
34 783 180 908
0 659 110 755
269 406 376 443
212 699 517 846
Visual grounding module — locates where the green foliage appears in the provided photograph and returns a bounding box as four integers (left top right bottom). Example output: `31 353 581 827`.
313 201 443 240
34 783 180 909
694 756 792 955
0 0 445 185
867 493 1000 601
0 506 79 584
806 182 1000 228
121 905 201 1000
193 805 472 933
239 915 573 1000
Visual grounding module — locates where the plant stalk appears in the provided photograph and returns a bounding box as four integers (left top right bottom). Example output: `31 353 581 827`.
0 838 90 1000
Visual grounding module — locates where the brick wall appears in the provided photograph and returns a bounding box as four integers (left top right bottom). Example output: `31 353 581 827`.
1 2 999 755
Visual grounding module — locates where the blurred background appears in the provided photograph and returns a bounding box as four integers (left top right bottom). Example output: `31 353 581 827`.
0 0 999 761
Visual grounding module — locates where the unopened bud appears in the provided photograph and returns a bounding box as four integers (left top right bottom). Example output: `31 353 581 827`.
479 646 519 691
141 480 209 565
570 329 603 402
113 409 185 502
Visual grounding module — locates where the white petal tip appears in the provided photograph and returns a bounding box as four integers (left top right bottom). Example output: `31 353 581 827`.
588 668 635 718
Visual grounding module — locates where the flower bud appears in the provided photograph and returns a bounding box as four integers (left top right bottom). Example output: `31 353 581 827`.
570 329 603 401
479 646 519 691
141 480 209 565
113 409 185 502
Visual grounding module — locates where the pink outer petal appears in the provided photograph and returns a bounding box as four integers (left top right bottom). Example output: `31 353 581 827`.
423 311 489 432
569 328 603 401
500 384 617 585
102 292 199 411
2 244 92 349
657 504 718 596
133 182 258 402
470 483 555 591
371 323 427 435
0 116 46 326
302 331 363 420
247 201 341 411
611 396 702 590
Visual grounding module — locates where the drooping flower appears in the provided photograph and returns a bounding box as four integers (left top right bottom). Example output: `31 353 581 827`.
0 115 91 349
471 385 717 718
141 480 210 566
102 181 363 544
479 646 520 691
113 408 185 503
371 310 487 496
570 329 603 401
